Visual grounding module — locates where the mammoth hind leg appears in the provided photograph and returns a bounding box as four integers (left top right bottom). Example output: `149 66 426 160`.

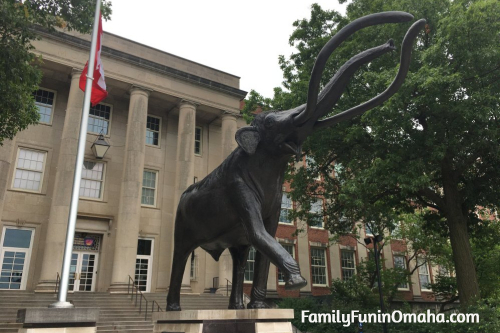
166 240 196 311
228 246 250 309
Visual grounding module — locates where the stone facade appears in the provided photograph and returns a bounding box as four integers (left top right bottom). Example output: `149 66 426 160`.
0 27 437 303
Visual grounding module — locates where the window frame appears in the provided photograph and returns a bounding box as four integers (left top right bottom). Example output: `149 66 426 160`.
79 160 106 201
393 255 410 290
145 115 162 148
279 193 293 224
309 198 324 229
87 103 113 136
244 246 256 283
141 169 158 207
33 87 57 125
417 258 432 291
277 243 295 284
340 250 356 281
194 126 202 156
135 237 154 293
305 155 321 181
310 247 328 286
0 226 35 290
11 147 47 194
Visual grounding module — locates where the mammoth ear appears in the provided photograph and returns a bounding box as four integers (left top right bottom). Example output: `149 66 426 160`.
235 127 260 155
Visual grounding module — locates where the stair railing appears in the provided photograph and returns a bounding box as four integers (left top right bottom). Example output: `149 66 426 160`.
55 272 60 293
127 275 163 321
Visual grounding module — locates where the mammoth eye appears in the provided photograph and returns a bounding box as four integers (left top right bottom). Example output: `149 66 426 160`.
264 116 276 128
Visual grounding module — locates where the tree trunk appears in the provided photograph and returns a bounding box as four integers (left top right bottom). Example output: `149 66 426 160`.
442 157 480 306
446 215 479 305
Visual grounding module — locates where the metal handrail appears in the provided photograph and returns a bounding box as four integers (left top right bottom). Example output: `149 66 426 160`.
55 272 60 293
127 275 163 320
225 278 232 297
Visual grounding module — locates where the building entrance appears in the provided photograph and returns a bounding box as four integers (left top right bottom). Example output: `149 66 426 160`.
69 251 98 292
69 232 102 292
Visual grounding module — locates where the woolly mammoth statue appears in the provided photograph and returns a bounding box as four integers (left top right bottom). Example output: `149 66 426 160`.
166 12 425 311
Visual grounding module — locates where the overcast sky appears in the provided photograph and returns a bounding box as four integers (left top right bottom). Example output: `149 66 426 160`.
102 1 347 99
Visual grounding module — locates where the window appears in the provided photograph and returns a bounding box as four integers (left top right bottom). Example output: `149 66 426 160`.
311 248 327 285
279 193 293 224
141 170 158 206
309 198 324 228
12 148 46 192
87 103 111 135
417 258 431 290
33 89 55 124
79 161 105 199
146 115 161 146
190 252 198 281
341 250 356 281
0 227 34 290
245 247 256 282
194 127 202 155
394 255 409 289
365 224 374 236
278 244 294 283
306 155 321 181
135 238 153 292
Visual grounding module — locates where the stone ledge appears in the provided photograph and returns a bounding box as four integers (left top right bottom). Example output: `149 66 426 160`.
17 308 99 327
154 309 294 322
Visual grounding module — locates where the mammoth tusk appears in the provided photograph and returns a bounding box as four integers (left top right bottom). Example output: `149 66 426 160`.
293 11 414 126
313 18 427 130
312 39 396 121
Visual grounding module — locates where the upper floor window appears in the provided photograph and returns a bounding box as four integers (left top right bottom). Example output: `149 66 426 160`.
309 198 324 228
394 255 409 289
279 193 293 224
341 250 356 281
79 161 105 199
88 104 111 135
141 170 158 207
311 247 327 286
33 89 55 124
277 244 294 283
306 155 321 181
194 127 202 155
245 246 256 282
417 258 431 290
146 115 161 146
12 148 46 193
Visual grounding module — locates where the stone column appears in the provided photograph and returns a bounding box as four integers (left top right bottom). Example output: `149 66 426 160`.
174 100 197 292
109 86 150 292
36 69 84 292
0 139 15 220
216 113 238 293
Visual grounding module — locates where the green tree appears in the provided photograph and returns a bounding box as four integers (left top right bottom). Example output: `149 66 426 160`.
265 0 500 305
0 0 112 144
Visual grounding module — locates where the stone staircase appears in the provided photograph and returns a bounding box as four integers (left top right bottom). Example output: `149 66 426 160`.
0 291 230 333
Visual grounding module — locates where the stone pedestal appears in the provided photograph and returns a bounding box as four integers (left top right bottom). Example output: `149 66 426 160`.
153 309 294 333
17 308 99 333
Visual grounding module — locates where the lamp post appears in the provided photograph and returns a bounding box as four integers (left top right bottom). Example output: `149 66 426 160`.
364 234 388 333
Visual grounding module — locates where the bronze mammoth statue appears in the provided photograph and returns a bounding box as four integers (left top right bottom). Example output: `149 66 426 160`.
166 11 425 311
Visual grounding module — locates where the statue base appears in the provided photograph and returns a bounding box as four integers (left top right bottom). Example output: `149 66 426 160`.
153 309 294 333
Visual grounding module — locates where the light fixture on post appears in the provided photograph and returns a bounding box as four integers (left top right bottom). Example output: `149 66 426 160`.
91 134 110 159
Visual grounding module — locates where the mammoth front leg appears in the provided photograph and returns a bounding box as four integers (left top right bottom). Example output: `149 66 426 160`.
231 184 307 297
247 215 278 309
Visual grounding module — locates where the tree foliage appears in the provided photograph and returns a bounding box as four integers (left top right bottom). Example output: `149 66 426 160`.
264 0 500 305
0 0 112 144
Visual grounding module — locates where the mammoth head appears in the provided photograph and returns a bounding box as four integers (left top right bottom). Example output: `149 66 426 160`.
236 12 426 158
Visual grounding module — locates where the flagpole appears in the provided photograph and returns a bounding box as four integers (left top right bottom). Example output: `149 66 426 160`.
50 0 102 308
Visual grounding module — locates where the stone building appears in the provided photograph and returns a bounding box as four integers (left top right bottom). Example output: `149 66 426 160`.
0 27 437 303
